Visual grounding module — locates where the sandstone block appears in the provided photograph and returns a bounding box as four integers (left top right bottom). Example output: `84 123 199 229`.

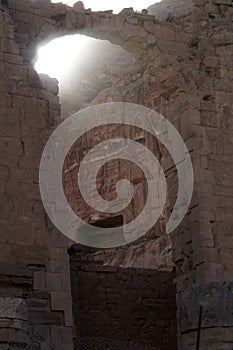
51 292 73 327
0 297 28 320
34 271 45 290
179 282 233 333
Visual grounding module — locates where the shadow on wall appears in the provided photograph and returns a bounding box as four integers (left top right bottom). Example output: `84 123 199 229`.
69 245 177 350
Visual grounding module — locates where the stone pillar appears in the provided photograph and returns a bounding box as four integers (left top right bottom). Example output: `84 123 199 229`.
174 1 233 348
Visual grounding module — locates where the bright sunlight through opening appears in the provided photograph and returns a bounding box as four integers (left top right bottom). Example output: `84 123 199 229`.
35 35 95 80
35 1 160 79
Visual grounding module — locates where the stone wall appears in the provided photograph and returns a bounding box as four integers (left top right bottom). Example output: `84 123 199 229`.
0 0 233 349
0 0 73 347
175 0 233 348
69 245 177 350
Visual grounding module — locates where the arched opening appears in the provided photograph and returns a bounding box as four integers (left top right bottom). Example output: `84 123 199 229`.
34 35 145 117
34 31 175 265
35 34 93 81
35 30 177 348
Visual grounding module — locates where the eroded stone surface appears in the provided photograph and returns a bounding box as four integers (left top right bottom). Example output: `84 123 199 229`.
179 282 233 331
1 0 233 348
0 297 28 320
0 297 29 344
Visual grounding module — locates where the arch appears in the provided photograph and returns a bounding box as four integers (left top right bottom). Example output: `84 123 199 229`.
7 0 191 96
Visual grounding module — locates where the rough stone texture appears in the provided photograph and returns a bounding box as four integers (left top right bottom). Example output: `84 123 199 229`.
178 282 233 350
179 282 233 331
99 236 173 271
69 246 177 350
60 38 175 269
0 297 28 345
148 0 192 21
0 0 73 348
0 0 233 348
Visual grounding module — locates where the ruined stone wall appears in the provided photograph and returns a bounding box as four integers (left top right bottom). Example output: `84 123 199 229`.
175 1 233 348
0 1 73 347
0 0 233 349
69 245 177 350
58 0 233 347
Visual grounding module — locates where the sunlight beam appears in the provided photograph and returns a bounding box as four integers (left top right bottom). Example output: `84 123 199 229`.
35 1 160 79
35 35 94 80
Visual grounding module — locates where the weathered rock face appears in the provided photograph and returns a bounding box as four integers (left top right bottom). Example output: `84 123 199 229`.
0 0 73 348
0 297 28 345
148 0 192 21
0 0 233 348
58 34 175 270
